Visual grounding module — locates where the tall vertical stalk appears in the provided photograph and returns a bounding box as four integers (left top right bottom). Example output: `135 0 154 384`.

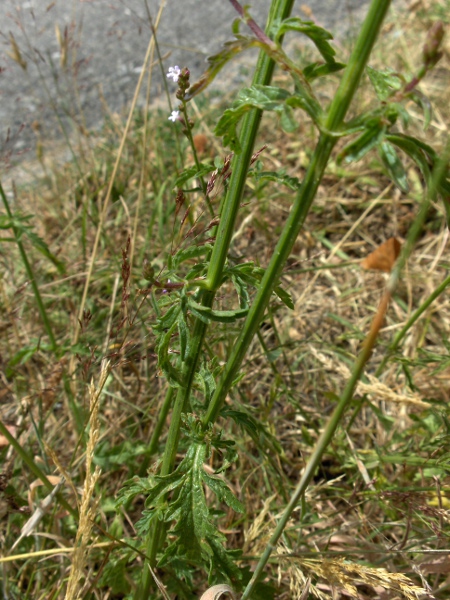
203 0 392 428
135 2 296 597
241 133 450 600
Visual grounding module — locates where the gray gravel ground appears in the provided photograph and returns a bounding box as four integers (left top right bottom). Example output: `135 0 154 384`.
0 0 369 166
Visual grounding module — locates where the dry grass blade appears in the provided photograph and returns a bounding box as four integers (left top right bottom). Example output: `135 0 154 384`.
280 556 432 600
10 477 65 552
148 565 171 599
7 32 27 70
72 0 167 351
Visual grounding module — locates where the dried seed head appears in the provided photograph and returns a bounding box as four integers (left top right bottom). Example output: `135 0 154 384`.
423 21 444 68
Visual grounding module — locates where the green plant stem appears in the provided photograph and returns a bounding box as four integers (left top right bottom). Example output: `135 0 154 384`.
137 296 212 597
156 0 296 481
160 291 214 476
241 292 390 600
0 420 77 519
138 386 176 477
180 99 215 218
135 2 296 598
376 271 450 377
205 0 295 292
0 181 57 353
241 130 450 600
348 136 450 427
203 0 393 428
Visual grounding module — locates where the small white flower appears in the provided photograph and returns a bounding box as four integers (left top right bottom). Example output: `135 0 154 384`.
167 65 181 83
168 110 180 122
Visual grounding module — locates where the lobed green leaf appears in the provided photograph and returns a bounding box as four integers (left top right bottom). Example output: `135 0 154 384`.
378 140 409 193
275 18 337 63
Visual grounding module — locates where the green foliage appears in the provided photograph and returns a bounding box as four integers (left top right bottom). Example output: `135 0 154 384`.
173 163 215 188
378 140 410 192
0 212 65 273
133 10 448 587
250 168 302 190
118 419 243 585
188 298 249 324
98 550 134 595
154 302 185 388
94 440 148 471
173 244 213 269
366 65 402 100
274 17 337 63
3 1 449 598
215 85 292 151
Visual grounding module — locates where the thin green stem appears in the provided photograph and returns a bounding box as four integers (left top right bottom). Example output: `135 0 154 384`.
241 293 389 600
348 136 450 428
0 181 57 352
137 297 212 597
241 128 450 600
205 0 295 292
0 419 77 519
138 386 176 477
180 99 214 217
160 291 214 476
203 0 392 428
135 2 295 598
376 272 450 377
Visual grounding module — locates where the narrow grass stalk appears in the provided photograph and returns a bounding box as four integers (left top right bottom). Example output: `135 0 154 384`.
203 0 393 428
0 181 57 352
139 385 175 477
178 98 214 217
375 271 450 376
241 133 450 600
129 21 156 274
241 294 390 599
0 419 77 519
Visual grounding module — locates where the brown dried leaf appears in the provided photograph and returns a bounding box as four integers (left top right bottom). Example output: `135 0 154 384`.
193 133 209 155
361 237 401 272
28 476 62 509
0 424 16 447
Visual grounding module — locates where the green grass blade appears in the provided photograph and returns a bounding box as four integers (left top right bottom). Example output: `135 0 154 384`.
0 180 57 352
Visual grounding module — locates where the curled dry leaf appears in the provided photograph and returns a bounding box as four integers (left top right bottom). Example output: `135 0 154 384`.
28 475 62 509
11 478 65 552
361 237 401 272
200 584 237 600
